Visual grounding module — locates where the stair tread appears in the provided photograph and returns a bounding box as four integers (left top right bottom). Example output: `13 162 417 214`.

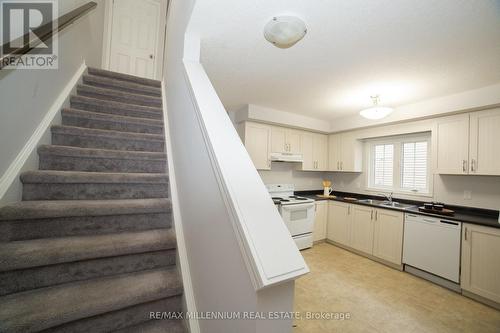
20 170 168 184
83 74 161 97
62 108 164 126
88 67 162 88
0 228 176 272
0 198 171 221
0 268 181 333
38 145 167 160
77 85 162 107
71 95 162 114
114 319 185 333
52 125 164 142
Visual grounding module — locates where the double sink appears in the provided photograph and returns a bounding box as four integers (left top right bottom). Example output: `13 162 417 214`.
356 199 416 210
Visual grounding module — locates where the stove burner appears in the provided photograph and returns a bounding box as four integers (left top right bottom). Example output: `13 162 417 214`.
289 196 308 200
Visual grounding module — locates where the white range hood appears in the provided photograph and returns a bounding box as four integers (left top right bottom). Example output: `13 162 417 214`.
270 152 304 163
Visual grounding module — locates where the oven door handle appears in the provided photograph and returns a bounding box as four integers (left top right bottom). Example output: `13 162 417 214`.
280 203 315 211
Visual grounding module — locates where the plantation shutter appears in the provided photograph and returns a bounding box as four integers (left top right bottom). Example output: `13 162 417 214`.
401 141 428 192
373 144 394 187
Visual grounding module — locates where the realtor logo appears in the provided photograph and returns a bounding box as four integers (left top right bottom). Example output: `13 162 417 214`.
1 0 58 69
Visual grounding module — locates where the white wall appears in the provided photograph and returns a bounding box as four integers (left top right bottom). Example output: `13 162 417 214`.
0 1 105 204
259 163 327 191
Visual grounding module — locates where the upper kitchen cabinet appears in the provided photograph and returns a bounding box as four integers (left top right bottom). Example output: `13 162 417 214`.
435 114 470 174
271 126 301 154
241 122 271 170
436 108 500 175
469 108 500 175
301 132 328 171
328 133 362 172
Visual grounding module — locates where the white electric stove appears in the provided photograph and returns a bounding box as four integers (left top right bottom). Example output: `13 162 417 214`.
267 184 315 250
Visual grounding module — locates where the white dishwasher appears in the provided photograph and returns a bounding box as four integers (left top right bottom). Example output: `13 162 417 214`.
403 213 462 284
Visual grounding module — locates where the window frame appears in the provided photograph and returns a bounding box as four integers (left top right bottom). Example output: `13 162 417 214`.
366 133 432 197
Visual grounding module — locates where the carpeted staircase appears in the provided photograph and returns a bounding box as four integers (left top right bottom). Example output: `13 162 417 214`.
0 68 185 333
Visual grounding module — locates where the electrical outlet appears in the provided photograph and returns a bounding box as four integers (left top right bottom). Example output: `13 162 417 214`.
463 190 472 200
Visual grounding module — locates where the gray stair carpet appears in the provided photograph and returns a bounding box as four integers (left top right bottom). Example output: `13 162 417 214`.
0 68 185 333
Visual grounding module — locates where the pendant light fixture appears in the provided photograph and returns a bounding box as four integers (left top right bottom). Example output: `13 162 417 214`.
359 95 394 120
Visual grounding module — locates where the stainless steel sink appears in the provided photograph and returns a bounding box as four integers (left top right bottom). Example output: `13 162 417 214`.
358 199 384 205
380 201 415 209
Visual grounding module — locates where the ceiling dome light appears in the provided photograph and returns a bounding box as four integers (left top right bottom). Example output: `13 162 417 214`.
264 16 307 49
359 95 394 120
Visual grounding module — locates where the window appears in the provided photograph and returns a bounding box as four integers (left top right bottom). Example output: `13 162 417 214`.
368 134 431 195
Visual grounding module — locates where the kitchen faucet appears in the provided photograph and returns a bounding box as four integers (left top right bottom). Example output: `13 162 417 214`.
379 192 394 202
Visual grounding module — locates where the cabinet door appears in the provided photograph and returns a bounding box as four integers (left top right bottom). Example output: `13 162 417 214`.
245 123 271 170
373 209 404 265
313 134 328 171
469 108 500 176
271 126 287 153
328 134 341 171
327 201 351 246
435 114 470 174
313 201 328 241
287 129 302 154
300 131 315 171
461 223 500 303
350 205 375 254
340 134 363 172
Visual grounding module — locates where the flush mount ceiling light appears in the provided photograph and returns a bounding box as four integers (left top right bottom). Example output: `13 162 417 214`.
359 95 394 120
264 16 307 49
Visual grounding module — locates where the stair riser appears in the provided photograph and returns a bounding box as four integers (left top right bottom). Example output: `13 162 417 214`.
82 76 161 97
0 213 171 241
52 133 165 152
62 114 164 135
0 250 176 297
22 183 169 200
41 296 182 333
71 98 162 120
88 67 162 88
39 155 167 173
77 87 162 108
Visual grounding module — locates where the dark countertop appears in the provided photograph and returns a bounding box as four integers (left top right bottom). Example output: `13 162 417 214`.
296 190 500 229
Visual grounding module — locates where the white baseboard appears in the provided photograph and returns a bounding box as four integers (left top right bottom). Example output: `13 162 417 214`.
0 61 87 204
161 81 200 333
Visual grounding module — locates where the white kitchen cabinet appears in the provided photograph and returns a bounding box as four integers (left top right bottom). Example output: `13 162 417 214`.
350 205 375 254
435 114 470 174
271 126 301 154
327 201 351 246
243 122 271 170
301 132 328 171
372 209 404 265
328 133 362 172
313 201 328 241
313 134 328 171
469 108 500 176
461 223 500 305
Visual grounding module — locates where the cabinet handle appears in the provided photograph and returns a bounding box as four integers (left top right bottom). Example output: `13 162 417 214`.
375 210 378 221
340 161 343 170
371 210 374 220
462 160 467 173
471 159 476 172
337 161 340 170
464 227 467 241
348 205 351 215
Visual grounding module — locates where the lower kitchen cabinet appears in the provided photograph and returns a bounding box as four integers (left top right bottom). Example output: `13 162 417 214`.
327 201 351 245
350 205 375 254
313 201 328 241
461 223 500 305
373 209 404 265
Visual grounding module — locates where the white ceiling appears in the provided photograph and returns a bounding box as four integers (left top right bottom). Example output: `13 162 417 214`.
189 0 500 121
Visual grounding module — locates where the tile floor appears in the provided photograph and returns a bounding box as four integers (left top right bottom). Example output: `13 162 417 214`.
293 243 500 333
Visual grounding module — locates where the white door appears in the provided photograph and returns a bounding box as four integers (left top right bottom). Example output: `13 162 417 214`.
313 201 328 241
469 108 500 175
271 126 287 153
435 114 470 174
373 209 404 265
109 0 163 79
245 123 271 170
300 132 314 171
350 205 375 255
327 201 351 246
